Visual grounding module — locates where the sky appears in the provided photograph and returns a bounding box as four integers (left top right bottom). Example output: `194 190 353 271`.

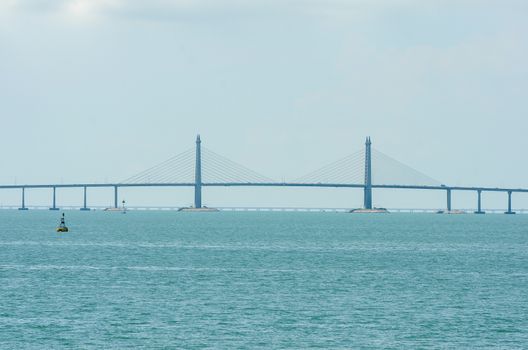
1 0 527 210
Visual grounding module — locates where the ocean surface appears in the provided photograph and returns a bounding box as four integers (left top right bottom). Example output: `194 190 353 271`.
1 210 527 349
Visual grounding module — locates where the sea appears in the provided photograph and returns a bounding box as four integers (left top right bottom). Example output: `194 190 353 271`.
1 210 527 349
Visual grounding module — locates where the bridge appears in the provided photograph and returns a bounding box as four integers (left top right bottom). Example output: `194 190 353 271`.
2 135 527 214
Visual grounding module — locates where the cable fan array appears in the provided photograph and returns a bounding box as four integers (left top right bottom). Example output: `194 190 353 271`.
201 148 275 183
121 144 441 186
120 147 274 184
292 150 365 184
371 149 441 186
292 148 441 186
121 148 195 184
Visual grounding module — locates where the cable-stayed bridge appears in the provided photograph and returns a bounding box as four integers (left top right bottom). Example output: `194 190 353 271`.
2 135 527 214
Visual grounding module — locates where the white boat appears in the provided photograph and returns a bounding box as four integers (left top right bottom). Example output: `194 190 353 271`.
104 200 127 213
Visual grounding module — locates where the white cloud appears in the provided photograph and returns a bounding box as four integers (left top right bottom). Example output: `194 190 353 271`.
0 0 420 21
63 0 120 18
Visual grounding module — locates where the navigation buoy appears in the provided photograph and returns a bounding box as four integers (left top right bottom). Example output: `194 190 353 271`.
56 213 69 232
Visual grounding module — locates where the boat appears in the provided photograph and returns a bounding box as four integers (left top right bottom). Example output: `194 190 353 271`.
104 200 127 213
56 213 69 232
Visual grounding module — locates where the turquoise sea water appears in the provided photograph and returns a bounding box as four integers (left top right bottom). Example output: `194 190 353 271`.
1 210 527 349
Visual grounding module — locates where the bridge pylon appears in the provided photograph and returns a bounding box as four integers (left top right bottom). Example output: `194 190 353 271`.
194 134 202 208
363 137 373 209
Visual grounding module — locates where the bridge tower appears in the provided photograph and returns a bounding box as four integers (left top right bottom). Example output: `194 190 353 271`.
364 137 373 209
194 135 202 208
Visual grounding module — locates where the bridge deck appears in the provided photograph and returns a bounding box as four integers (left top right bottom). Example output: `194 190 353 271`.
0 182 527 193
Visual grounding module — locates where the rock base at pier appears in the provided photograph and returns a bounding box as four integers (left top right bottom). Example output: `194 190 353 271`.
436 210 466 214
349 208 389 213
104 208 125 212
178 207 220 212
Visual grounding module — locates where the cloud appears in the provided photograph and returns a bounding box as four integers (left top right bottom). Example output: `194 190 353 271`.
64 0 120 18
0 0 419 22
0 0 119 22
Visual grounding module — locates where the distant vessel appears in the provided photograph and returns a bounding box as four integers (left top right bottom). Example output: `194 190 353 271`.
104 200 127 213
56 213 69 232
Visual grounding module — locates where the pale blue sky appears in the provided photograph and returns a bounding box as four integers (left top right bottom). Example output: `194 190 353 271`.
1 1 527 209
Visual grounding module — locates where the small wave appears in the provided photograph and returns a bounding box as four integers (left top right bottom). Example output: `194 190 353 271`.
1 241 527 254
1 265 527 278
0 264 326 273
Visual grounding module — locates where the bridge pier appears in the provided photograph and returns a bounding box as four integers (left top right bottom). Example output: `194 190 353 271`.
80 186 90 211
18 187 28 210
474 190 485 214
446 188 452 212
114 185 118 208
49 186 59 210
505 191 516 214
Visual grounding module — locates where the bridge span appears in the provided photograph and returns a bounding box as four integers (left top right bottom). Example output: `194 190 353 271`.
2 136 526 214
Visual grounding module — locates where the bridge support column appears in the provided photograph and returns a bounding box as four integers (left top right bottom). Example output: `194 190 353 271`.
18 187 28 210
505 191 516 214
363 137 373 209
114 186 118 209
446 189 452 212
80 186 90 211
194 135 202 208
474 190 484 214
49 186 59 210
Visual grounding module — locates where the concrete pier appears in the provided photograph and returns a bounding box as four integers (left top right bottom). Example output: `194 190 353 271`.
80 186 90 211
18 187 28 210
474 190 485 214
49 186 59 210
505 191 516 214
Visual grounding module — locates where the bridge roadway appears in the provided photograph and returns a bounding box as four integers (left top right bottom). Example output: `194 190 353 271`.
1 182 528 192
1 182 527 213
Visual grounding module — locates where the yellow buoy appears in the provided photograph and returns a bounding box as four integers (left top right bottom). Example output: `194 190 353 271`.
56 213 69 232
